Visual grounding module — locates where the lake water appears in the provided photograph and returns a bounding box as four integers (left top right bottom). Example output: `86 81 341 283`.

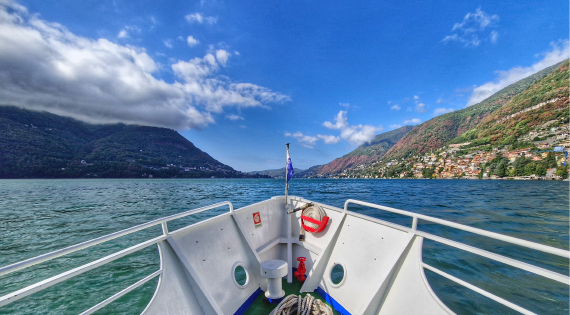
0 179 568 315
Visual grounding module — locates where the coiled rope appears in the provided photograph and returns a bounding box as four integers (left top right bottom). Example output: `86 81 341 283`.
302 206 326 231
299 205 327 240
268 294 333 315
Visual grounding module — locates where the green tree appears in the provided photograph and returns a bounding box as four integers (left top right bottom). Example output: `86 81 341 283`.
514 157 531 176
544 152 557 168
556 166 568 179
523 162 536 176
422 167 435 179
497 162 507 178
535 164 547 176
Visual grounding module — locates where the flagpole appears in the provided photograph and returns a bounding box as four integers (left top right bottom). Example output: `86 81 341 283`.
285 143 290 208
285 143 292 283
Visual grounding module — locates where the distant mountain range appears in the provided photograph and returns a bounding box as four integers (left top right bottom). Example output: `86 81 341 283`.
296 126 413 177
2 60 566 180
382 61 566 162
293 59 567 178
247 167 306 178
0 106 267 179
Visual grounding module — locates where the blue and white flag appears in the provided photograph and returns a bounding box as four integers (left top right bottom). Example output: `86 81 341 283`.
286 150 294 183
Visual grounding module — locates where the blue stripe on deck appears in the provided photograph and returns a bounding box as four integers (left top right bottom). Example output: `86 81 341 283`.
234 287 263 315
315 287 351 315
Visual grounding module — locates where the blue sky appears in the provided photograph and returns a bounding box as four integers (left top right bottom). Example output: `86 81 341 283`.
0 0 568 171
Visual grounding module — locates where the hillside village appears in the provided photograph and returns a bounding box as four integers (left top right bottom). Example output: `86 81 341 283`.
338 116 570 180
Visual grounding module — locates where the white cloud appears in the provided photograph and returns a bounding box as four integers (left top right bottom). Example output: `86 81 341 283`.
415 102 427 113
467 40 569 106
164 39 173 48
215 49 230 66
285 132 319 149
452 8 498 31
226 114 244 121
186 35 199 47
339 102 350 108
323 110 348 130
490 30 499 44
413 95 419 100
323 111 383 146
390 104 401 110
117 26 140 39
185 12 217 25
434 108 455 116
442 8 499 47
0 1 289 130
389 124 402 129
404 118 421 124
118 29 128 38
317 134 340 144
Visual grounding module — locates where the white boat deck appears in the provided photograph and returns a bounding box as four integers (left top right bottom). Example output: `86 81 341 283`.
0 196 568 315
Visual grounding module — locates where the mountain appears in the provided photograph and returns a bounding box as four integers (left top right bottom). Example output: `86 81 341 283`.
382 60 566 162
0 106 264 179
451 61 569 147
247 167 305 178
345 60 569 179
297 125 413 177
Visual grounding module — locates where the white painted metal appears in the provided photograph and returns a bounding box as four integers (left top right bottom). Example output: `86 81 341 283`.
317 214 416 314
232 199 288 253
0 235 166 308
423 263 537 315
287 201 293 283
375 236 453 315
415 230 570 285
167 237 225 315
342 199 570 284
0 201 233 278
166 212 261 314
300 211 347 293
80 269 162 315
261 260 288 299
343 198 569 315
344 199 569 258
261 260 288 278
1 196 567 315
140 240 164 315
143 241 218 315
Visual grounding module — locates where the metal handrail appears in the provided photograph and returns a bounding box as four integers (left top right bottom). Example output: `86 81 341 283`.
0 201 233 278
344 199 569 258
0 201 233 309
343 199 569 314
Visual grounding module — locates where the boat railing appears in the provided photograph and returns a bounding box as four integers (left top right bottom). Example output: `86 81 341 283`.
0 201 234 313
344 199 570 315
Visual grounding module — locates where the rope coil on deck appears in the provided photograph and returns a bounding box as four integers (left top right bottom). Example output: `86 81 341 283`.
269 294 333 315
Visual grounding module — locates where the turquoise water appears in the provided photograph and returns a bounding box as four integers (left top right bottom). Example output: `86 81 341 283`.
0 179 568 314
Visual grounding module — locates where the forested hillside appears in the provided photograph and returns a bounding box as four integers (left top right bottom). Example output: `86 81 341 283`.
451 61 569 147
382 60 566 161
0 106 262 178
343 60 569 179
297 125 413 177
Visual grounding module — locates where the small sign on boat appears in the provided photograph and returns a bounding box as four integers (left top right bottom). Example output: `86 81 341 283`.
253 212 262 228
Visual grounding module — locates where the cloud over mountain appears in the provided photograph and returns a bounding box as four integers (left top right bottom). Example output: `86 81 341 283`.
0 1 288 129
467 40 569 106
323 111 384 146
